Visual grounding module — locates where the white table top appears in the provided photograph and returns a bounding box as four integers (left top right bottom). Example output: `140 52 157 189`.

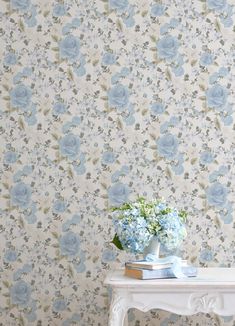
104 268 235 290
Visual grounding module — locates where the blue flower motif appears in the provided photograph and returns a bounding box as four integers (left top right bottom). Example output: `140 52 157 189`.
109 0 128 12
206 84 228 109
59 133 80 160
200 52 213 66
4 250 18 263
102 249 117 263
150 102 165 115
206 182 227 207
108 183 130 206
10 281 31 307
150 4 165 17
4 52 17 66
11 0 31 12
200 248 214 262
4 151 17 164
157 36 179 61
200 151 214 164
53 102 67 115
102 52 116 65
11 182 32 208
59 231 80 257
108 84 129 110
59 35 80 62
157 133 179 159
10 84 32 110
53 4 66 17
207 0 227 12
53 200 67 214
102 151 115 165
52 299 67 312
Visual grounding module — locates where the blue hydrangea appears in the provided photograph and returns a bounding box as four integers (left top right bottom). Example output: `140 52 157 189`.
114 211 152 253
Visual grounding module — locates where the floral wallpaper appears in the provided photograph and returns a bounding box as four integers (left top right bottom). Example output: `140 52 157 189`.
0 0 235 325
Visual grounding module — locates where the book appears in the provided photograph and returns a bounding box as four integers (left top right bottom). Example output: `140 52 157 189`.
125 259 188 271
125 266 198 280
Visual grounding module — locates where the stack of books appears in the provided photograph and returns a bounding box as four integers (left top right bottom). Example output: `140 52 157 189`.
125 259 197 280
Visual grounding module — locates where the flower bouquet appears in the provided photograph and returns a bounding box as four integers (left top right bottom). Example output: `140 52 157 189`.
111 197 187 255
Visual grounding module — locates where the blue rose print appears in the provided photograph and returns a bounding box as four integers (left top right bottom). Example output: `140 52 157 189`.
150 4 165 17
200 248 214 263
200 151 214 165
207 0 227 12
102 52 116 65
206 84 228 109
108 84 129 110
109 0 128 12
157 36 179 61
206 182 227 207
102 151 115 165
10 281 31 307
11 182 32 208
4 250 18 263
53 102 67 115
59 134 80 160
4 151 17 164
52 299 67 312
200 52 213 66
59 35 80 62
108 182 130 206
53 4 66 17
11 0 31 12
59 232 80 257
4 52 17 66
10 84 32 110
157 133 179 159
53 200 67 214
150 102 165 115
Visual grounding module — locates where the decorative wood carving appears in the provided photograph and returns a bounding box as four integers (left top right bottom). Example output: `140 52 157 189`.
189 293 223 313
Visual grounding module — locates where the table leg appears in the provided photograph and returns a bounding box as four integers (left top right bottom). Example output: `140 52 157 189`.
108 291 128 326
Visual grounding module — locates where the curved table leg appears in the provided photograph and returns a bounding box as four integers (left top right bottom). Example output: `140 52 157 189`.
109 291 129 326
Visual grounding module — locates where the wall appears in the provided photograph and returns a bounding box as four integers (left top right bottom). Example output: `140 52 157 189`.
0 0 235 325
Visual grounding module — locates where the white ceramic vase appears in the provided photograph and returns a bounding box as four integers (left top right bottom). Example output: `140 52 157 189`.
143 236 160 259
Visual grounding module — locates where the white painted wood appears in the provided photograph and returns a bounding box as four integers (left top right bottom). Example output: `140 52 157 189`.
104 268 235 326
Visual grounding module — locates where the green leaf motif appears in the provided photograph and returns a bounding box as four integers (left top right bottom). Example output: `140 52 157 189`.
111 234 123 250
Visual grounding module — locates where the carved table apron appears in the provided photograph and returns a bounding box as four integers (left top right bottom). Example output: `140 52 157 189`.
104 268 235 326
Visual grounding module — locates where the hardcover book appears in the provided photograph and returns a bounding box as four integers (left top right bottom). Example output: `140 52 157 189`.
125 266 198 280
125 259 188 270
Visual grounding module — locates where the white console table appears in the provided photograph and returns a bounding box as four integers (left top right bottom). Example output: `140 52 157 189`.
104 268 235 326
